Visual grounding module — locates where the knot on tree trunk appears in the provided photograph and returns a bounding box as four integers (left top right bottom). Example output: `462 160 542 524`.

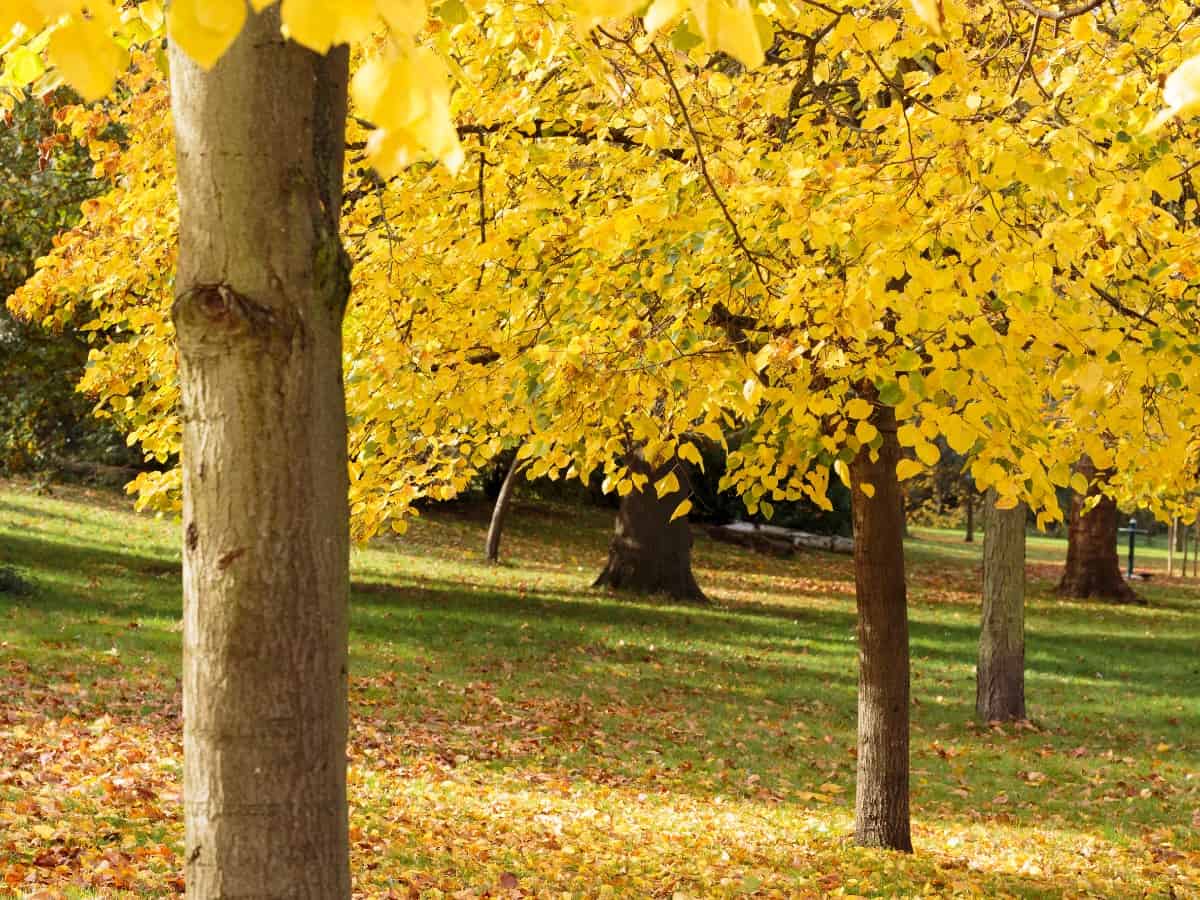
172 282 300 353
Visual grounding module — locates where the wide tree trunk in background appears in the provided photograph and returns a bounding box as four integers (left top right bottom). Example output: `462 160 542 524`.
594 453 706 602
1056 457 1138 603
978 491 1026 721
485 453 525 563
849 403 912 852
170 9 351 895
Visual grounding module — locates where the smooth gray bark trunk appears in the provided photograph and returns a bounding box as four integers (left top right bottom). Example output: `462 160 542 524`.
849 401 912 852
977 491 1026 721
170 8 351 896
485 454 525 563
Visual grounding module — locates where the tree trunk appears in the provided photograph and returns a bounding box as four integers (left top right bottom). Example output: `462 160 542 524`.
594 453 706 602
1056 457 1139 603
1168 517 1177 576
170 10 351 896
1180 520 1190 578
977 491 1026 721
849 403 912 852
964 488 975 543
485 453 525 563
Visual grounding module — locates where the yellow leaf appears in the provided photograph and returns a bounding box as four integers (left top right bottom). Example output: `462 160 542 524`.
942 416 974 455
691 0 764 69
678 442 704 469
897 423 921 447
1145 54 1200 133
915 441 940 466
375 0 428 36
167 0 246 69
833 459 850 487
846 398 872 419
644 0 687 36
855 420 879 445
670 498 692 521
896 459 923 480
33 824 55 840
282 0 379 51
861 482 876 498
907 0 944 35
48 19 127 101
654 469 680 499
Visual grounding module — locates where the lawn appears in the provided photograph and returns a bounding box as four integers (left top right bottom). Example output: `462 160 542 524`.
0 479 1197 898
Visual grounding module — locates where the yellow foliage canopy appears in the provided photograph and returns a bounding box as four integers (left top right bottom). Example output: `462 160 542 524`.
8 2 1200 533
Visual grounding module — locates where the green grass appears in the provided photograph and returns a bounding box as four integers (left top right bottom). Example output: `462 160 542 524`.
1 479 1197 897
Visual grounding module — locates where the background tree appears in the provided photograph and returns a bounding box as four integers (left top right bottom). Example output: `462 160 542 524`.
0 91 132 476
594 451 706 601
978 489 1026 721
1057 457 1141 604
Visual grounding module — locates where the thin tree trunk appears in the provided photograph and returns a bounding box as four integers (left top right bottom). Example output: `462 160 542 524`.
594 452 706 602
1056 456 1139 603
1189 521 1196 577
170 9 351 895
1168 517 1177 576
1181 523 1188 577
964 488 975 543
849 401 912 852
978 491 1026 721
485 452 525 563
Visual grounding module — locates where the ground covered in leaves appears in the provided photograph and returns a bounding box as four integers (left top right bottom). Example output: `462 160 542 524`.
0 480 1197 898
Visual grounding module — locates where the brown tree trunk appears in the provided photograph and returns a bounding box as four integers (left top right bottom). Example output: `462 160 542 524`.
594 453 706 602
964 488 975 543
1056 457 1139 603
977 490 1026 721
485 452 525 563
849 403 912 852
170 9 351 895
1168 518 1177 576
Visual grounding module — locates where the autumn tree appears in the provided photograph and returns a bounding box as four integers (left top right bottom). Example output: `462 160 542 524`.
0 91 130 474
11 0 1200 867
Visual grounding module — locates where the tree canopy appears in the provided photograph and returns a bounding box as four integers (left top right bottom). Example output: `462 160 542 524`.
9 1 1200 532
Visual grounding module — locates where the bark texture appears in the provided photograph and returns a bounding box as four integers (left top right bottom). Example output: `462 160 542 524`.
849 403 912 852
1056 457 1139 603
977 491 1026 721
594 454 706 602
485 454 525 563
170 9 351 896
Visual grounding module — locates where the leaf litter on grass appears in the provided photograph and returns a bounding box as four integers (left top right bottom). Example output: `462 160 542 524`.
0 483 1198 897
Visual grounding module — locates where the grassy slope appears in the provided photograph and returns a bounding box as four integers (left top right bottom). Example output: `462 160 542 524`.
0 479 1197 898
